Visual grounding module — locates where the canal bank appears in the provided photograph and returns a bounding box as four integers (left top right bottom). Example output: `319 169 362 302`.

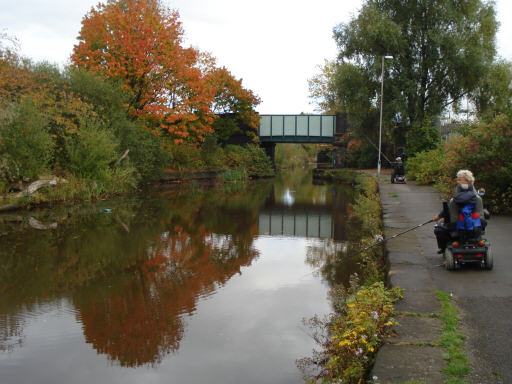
372 173 512 384
371 175 446 383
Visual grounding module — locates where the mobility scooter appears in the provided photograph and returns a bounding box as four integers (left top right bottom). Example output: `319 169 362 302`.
440 188 492 270
391 158 406 184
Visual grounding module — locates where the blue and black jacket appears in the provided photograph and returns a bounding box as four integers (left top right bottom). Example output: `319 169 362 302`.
438 185 484 233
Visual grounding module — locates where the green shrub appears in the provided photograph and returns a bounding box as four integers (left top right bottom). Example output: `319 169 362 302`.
406 146 446 185
344 141 377 169
243 144 274 177
219 168 246 182
168 142 205 170
443 116 512 213
66 120 119 179
211 114 259 144
93 167 138 194
406 118 441 157
200 134 224 169
67 68 128 128
0 180 7 195
0 98 54 181
0 100 17 125
35 168 137 203
0 153 20 183
222 144 274 177
117 122 170 180
211 116 240 143
67 68 168 181
407 116 512 213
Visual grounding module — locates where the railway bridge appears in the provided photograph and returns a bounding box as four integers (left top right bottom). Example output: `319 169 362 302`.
258 113 349 167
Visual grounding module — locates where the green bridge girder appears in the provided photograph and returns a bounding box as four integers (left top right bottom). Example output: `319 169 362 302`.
258 114 336 143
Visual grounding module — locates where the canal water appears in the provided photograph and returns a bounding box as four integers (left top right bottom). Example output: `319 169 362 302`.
0 169 359 384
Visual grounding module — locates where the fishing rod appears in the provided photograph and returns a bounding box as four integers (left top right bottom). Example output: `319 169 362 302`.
362 133 393 165
347 218 434 259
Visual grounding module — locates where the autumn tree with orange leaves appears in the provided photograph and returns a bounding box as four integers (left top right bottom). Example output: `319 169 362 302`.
0 34 34 103
205 65 261 142
72 0 262 145
72 0 215 144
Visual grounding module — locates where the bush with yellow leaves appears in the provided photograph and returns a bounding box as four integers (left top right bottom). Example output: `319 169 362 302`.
297 281 403 383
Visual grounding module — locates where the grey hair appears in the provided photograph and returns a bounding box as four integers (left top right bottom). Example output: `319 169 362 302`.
456 169 475 184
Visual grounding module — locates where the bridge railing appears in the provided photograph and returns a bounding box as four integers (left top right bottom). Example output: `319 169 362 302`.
259 114 336 143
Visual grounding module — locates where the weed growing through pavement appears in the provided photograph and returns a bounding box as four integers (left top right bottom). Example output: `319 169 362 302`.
436 291 470 384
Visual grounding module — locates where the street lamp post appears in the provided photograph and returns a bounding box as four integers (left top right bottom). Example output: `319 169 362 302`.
377 55 393 177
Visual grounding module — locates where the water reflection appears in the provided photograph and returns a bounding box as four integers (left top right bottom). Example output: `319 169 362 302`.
1 180 270 363
0 169 360 382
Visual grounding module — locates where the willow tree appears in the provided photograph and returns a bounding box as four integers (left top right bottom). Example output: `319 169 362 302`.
312 0 498 148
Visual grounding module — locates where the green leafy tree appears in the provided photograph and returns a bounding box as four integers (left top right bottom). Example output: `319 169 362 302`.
311 0 498 148
66 119 119 179
68 69 169 180
0 98 54 181
405 117 441 156
471 60 512 121
308 60 342 113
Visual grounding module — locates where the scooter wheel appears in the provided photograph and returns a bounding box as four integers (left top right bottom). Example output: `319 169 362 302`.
484 244 493 270
445 248 455 270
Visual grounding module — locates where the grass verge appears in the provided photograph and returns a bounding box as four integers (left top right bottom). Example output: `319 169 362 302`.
435 291 470 384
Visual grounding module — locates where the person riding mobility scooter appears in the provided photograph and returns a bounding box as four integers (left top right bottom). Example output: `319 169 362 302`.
391 157 406 184
434 170 492 270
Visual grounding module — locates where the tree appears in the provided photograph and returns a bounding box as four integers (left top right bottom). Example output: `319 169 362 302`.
312 0 498 146
206 67 260 126
204 63 261 142
71 0 215 144
0 34 35 104
471 60 512 121
308 60 342 114
0 98 54 180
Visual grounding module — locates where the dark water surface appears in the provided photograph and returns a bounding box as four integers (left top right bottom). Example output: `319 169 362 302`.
0 169 357 384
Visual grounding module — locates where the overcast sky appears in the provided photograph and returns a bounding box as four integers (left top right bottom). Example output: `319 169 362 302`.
1 0 511 114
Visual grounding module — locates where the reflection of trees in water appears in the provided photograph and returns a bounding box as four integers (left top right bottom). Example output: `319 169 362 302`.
0 181 270 364
304 182 362 288
273 169 331 206
305 238 361 287
74 223 260 367
0 312 25 353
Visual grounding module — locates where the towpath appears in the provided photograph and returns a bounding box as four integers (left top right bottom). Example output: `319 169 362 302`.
371 174 512 384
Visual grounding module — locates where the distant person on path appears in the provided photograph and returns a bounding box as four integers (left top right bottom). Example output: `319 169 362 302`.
391 157 405 182
433 169 484 254
396 147 406 163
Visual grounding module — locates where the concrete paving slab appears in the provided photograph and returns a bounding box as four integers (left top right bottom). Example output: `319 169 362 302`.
388 264 435 292
390 316 443 343
372 344 445 384
393 291 442 314
387 252 424 265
